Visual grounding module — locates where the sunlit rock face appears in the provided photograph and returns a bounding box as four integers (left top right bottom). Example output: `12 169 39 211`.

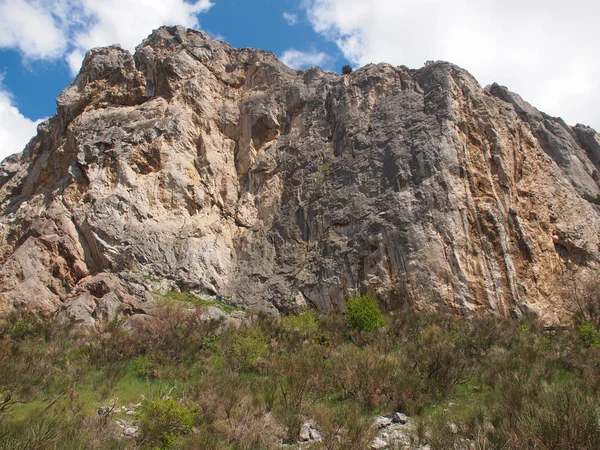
1 25 599 324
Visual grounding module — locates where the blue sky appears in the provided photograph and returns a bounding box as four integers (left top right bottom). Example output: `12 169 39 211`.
1 0 599 161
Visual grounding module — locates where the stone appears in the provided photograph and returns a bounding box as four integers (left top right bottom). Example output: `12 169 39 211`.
299 422 311 441
309 427 321 441
392 412 407 424
371 437 389 449
375 416 393 428
1 25 599 324
123 426 139 436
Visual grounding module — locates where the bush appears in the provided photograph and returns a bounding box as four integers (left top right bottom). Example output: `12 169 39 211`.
131 355 159 379
225 327 268 371
578 322 600 348
281 310 318 335
342 65 353 74
517 384 600 450
136 398 200 448
313 402 376 450
346 295 385 332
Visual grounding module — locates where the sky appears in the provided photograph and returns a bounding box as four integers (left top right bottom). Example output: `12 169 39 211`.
0 0 599 161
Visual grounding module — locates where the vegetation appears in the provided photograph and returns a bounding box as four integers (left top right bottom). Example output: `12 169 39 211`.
346 294 385 331
1 290 600 449
341 65 353 75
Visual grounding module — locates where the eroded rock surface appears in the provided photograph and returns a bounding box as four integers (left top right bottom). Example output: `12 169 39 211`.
1 26 599 324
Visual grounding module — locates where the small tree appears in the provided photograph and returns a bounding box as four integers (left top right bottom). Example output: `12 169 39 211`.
346 295 385 331
342 65 353 75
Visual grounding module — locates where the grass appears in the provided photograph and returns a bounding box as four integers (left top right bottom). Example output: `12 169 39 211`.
155 290 240 314
1 298 600 449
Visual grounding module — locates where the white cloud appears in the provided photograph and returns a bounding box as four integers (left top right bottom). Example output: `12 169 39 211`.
0 0 214 74
280 49 329 69
67 0 213 73
283 11 298 25
0 0 67 59
303 0 600 129
0 80 45 161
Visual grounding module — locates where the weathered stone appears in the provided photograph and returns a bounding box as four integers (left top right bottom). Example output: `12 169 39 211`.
375 416 393 428
392 412 407 424
309 427 321 441
0 25 599 324
299 422 311 441
372 436 389 449
123 426 138 436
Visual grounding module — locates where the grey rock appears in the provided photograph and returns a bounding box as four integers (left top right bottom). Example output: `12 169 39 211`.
1 25 599 324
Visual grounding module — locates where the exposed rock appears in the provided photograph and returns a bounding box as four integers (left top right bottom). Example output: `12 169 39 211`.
371 436 389 449
123 425 139 437
299 421 321 442
375 416 393 428
392 412 407 424
299 422 311 441
1 25 599 324
309 427 322 441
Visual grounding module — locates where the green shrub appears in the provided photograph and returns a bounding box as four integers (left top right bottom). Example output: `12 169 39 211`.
136 398 200 448
131 355 159 379
578 322 600 348
281 310 318 334
226 327 268 371
346 295 385 332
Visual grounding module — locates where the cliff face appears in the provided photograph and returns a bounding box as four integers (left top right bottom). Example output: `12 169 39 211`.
1 26 599 324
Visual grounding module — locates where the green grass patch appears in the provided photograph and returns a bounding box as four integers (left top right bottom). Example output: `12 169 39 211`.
155 290 239 314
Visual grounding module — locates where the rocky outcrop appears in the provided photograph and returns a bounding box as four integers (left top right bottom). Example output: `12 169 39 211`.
1 26 599 324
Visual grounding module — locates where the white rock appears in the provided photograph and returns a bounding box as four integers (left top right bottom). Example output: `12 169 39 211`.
371 437 389 449
299 422 311 441
123 426 139 436
375 416 393 428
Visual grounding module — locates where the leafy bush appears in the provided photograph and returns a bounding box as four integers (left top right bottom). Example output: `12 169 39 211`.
346 295 385 331
578 322 600 347
131 355 159 379
136 398 200 448
225 327 268 371
281 310 318 334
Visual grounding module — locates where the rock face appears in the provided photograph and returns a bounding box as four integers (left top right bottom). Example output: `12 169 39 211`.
1 26 599 323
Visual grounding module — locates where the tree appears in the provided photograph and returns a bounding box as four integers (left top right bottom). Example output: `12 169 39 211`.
342 65 353 75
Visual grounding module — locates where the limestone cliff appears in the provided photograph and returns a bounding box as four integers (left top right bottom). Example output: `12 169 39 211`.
1 26 599 325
